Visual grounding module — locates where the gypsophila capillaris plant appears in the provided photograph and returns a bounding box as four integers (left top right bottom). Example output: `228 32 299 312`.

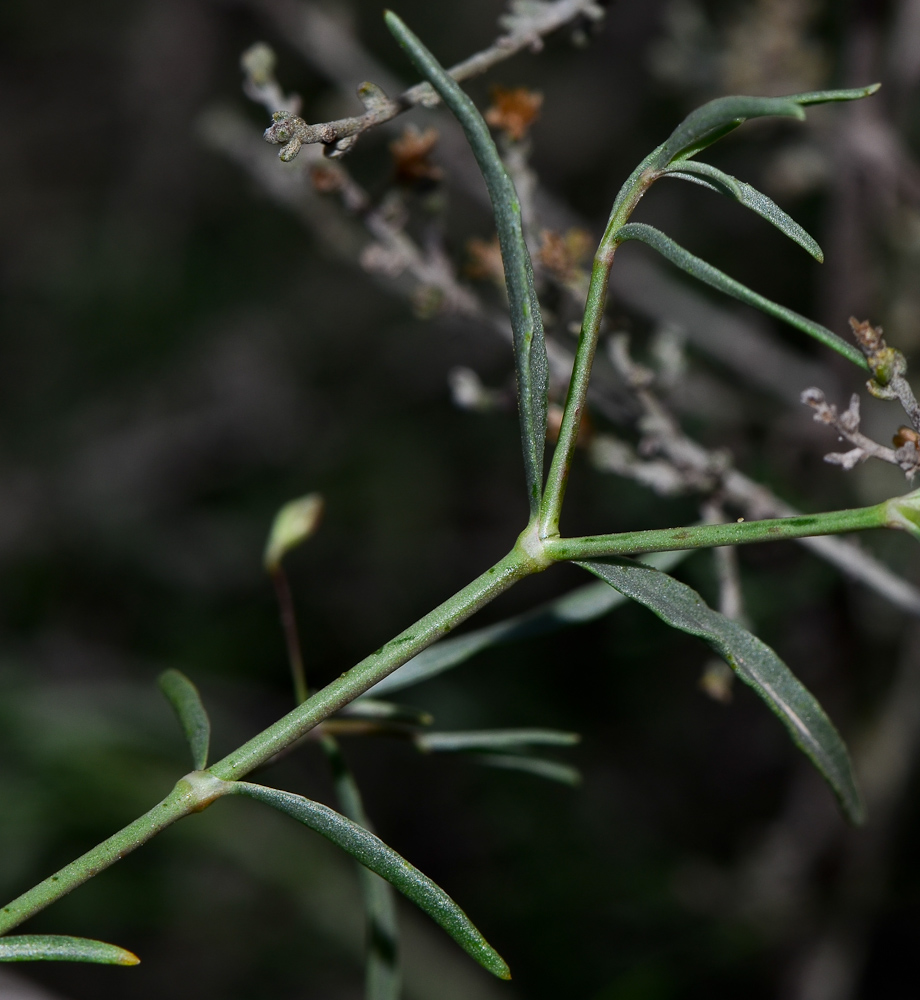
3 4 920 995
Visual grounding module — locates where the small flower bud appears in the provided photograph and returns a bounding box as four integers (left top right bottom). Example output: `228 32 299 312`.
264 494 324 572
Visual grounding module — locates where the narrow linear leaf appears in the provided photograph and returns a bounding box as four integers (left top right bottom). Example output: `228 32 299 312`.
616 223 868 369
578 557 865 824
658 95 804 166
0 935 139 965
790 84 881 105
320 737 399 1000
338 698 433 726
231 782 511 980
158 669 211 771
385 11 547 517
415 728 580 753
475 753 582 786
663 161 823 261
657 86 879 166
370 549 688 695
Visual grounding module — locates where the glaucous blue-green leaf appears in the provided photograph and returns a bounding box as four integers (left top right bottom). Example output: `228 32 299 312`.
656 86 879 166
231 782 511 979
158 668 211 771
475 753 581 786
371 550 687 695
0 935 139 965
578 557 865 824
615 223 868 370
662 161 823 261
791 85 881 105
415 728 580 753
385 11 547 517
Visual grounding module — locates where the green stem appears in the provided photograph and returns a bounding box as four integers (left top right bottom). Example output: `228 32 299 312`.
209 545 533 780
0 772 231 935
0 546 538 937
271 564 308 705
539 155 661 539
543 503 890 561
539 254 613 538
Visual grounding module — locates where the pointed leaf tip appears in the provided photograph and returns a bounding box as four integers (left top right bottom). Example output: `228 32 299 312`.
0 935 140 966
578 558 865 824
658 95 805 166
232 782 511 978
791 83 881 105
663 161 824 262
656 85 879 167
615 223 868 370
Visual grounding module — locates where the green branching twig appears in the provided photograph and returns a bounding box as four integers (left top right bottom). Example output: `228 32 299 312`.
0 22 902 987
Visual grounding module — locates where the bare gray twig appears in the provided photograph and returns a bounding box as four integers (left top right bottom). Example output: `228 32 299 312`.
599 335 920 619
259 0 605 159
801 316 920 479
240 42 301 116
800 387 914 473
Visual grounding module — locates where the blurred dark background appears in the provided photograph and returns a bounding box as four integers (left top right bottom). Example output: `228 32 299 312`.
2 1 920 998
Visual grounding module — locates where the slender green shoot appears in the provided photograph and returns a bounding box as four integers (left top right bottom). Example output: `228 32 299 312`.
543 501 891 561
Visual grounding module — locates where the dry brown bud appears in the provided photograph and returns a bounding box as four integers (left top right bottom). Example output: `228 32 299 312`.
849 316 885 353
537 228 593 281
484 86 543 141
893 426 920 448
310 162 345 194
389 125 443 185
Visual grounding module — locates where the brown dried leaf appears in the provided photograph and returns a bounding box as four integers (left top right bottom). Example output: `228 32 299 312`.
484 86 543 141
537 228 593 281
310 162 345 194
389 125 444 185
